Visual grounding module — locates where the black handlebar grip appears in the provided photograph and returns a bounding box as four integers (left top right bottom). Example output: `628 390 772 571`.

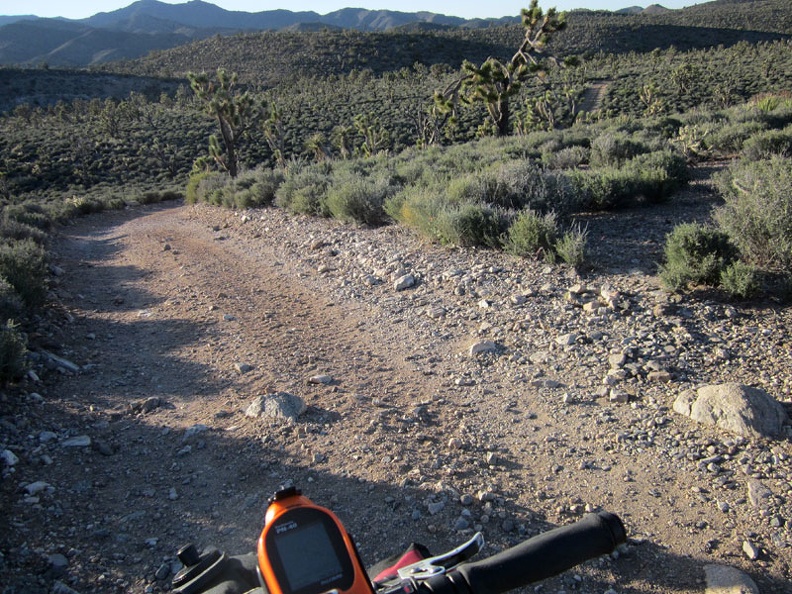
421 512 626 594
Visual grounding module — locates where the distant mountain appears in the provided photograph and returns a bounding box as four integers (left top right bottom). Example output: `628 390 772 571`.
0 0 494 66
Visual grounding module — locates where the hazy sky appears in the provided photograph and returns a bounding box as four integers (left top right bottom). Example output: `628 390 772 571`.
4 1 711 20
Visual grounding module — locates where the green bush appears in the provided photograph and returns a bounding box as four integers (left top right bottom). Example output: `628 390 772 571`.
2 203 52 231
554 224 588 268
185 171 227 205
590 132 648 167
275 165 332 216
0 321 27 386
740 128 792 161
542 145 589 170
659 223 738 290
0 277 23 321
325 173 392 226
720 261 760 300
0 217 48 244
0 239 48 308
436 203 504 248
706 120 767 156
504 210 558 260
714 157 792 268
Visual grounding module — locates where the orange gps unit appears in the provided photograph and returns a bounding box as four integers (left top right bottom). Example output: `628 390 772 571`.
257 487 374 594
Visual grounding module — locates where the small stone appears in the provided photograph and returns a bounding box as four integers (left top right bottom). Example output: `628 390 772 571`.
556 333 577 346
427 501 445 515
235 362 254 374
1 449 19 467
394 274 416 291
609 390 629 404
155 563 171 581
469 341 498 356
460 494 475 506
62 435 91 447
742 540 760 560
24 481 53 496
448 438 463 449
309 374 334 385
183 424 209 440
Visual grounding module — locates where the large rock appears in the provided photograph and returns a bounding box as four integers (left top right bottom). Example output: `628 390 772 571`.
246 392 306 422
674 383 789 439
704 564 759 594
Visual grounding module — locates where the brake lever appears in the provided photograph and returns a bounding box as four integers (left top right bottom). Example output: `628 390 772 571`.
396 532 484 581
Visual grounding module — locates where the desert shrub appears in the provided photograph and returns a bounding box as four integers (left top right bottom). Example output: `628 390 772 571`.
325 173 392 226
0 277 23 321
185 171 227 205
504 210 558 260
554 224 588 268
720 261 760 300
2 203 52 231
740 128 792 161
482 162 582 215
714 157 792 268
590 131 649 167
0 238 48 308
659 223 738 290
435 203 504 248
705 120 767 156
384 186 442 239
275 165 332 217
0 217 48 244
0 321 27 386
542 145 589 170
65 195 105 215
623 150 689 202
139 189 183 205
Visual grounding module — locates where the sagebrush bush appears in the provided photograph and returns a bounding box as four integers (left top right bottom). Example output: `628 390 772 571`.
740 128 792 161
554 224 588 268
542 145 589 170
0 321 27 386
504 210 558 259
720 260 760 300
0 217 48 244
590 132 647 167
275 165 332 217
2 203 52 231
436 203 504 248
0 277 23 321
659 223 738 290
0 239 48 307
714 156 792 268
705 120 767 156
325 173 392 226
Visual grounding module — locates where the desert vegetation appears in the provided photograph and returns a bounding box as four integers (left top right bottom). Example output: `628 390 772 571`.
2 1 792 383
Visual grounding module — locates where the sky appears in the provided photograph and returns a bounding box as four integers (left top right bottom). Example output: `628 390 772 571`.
3 1 711 21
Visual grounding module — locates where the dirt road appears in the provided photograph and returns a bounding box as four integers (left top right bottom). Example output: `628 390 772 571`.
1 201 790 593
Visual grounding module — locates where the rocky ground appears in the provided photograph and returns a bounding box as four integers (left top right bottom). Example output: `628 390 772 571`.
1 174 791 594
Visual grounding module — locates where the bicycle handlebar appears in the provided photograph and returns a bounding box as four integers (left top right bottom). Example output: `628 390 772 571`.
417 512 626 594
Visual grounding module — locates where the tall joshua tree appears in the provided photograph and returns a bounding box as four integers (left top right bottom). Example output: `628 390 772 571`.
435 1 567 137
188 69 256 178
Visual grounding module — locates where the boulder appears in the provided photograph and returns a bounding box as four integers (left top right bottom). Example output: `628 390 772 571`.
704 564 758 594
674 383 789 439
246 392 306 422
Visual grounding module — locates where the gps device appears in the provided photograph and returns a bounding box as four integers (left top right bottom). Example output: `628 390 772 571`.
258 487 374 594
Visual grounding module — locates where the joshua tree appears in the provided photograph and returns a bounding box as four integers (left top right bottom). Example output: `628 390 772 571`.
435 1 567 137
188 69 257 178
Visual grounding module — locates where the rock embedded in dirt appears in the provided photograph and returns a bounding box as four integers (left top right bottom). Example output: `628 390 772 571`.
704 565 759 594
245 392 306 422
673 383 790 439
